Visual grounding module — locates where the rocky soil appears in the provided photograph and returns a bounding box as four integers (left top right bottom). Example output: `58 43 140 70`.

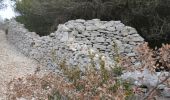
0 30 40 99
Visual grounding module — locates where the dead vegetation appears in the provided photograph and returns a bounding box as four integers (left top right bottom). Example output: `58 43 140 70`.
7 43 170 100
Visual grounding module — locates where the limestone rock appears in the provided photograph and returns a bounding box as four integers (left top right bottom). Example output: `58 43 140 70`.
61 32 69 42
162 87 170 98
121 69 169 87
75 19 86 23
86 25 99 31
95 37 105 42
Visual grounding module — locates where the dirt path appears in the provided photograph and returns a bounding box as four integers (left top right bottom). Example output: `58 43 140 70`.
0 30 39 100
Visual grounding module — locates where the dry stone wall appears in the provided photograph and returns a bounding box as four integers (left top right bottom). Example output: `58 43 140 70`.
6 19 144 71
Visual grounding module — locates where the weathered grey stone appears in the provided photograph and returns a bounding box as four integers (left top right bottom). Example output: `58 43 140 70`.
107 45 113 50
127 53 136 57
115 24 125 31
115 35 123 39
129 42 136 45
86 25 99 31
75 24 85 32
121 30 129 36
93 44 106 50
94 22 103 28
82 31 91 37
76 34 85 38
132 37 144 42
91 31 101 37
106 27 116 32
49 33 55 37
103 21 115 28
95 37 105 42
60 32 69 42
65 23 75 29
58 24 71 32
133 62 141 67
131 34 140 37
126 27 138 35
75 19 86 23
124 48 132 53
162 87 170 98
106 39 112 43
114 40 122 47
92 19 100 21
122 69 170 89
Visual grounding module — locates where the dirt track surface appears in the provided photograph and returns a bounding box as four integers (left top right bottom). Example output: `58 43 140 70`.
0 30 39 100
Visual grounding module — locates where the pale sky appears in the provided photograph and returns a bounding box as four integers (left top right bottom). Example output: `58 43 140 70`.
0 0 16 20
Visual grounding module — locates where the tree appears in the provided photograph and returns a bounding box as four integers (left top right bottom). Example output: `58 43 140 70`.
15 0 118 35
15 0 73 35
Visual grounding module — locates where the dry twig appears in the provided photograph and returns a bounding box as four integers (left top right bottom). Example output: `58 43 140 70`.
142 72 170 100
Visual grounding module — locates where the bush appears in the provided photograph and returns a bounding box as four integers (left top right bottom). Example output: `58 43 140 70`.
15 0 72 35
136 43 170 72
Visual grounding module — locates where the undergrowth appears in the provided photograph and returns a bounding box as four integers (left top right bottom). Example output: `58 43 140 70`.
7 43 170 100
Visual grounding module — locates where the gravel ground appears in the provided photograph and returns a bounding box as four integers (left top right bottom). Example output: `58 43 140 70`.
0 30 40 100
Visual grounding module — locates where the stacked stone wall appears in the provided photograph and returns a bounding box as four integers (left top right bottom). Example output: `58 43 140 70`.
6 19 144 71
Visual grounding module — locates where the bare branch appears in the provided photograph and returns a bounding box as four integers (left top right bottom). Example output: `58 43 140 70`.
142 72 170 100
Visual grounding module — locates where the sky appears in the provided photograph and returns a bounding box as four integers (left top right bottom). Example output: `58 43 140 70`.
0 0 17 20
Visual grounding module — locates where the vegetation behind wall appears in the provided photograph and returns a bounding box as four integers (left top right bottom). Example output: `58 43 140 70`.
15 0 170 48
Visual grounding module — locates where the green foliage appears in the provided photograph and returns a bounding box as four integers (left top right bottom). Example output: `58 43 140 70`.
88 51 96 69
99 56 109 83
108 79 133 95
48 91 69 100
59 59 81 83
113 67 123 76
15 0 72 36
75 81 85 91
112 41 123 76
